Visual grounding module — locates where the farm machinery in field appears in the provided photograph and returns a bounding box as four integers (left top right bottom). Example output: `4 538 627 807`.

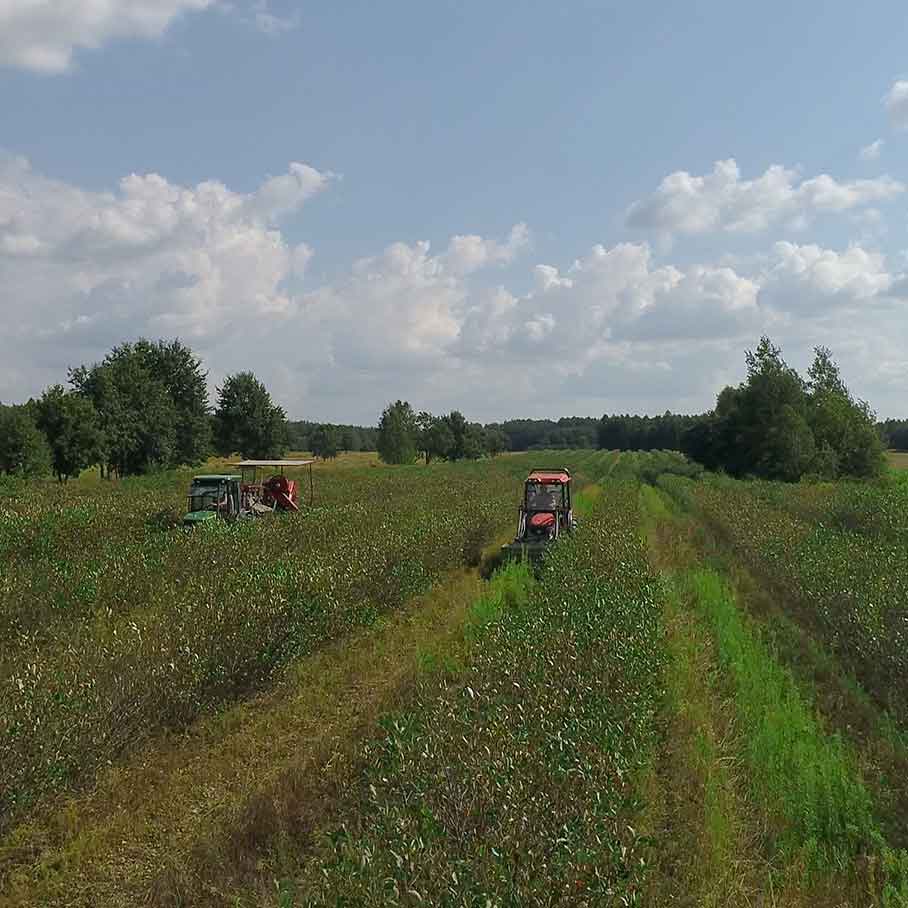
182 459 314 527
503 468 575 562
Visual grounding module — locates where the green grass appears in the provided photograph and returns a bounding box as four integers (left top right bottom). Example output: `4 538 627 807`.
675 568 879 870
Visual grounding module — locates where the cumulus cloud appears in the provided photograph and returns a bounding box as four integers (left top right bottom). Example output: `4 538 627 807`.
759 241 894 312
0 0 215 73
859 139 884 162
4 158 908 421
626 158 903 237
0 158 539 413
0 155 332 381
885 80 908 129
442 223 529 275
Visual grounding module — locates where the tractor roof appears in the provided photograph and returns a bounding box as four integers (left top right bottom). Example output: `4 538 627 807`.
232 460 314 467
526 469 571 484
192 474 241 482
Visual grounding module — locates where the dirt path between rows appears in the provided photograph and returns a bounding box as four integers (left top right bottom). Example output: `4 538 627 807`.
0 568 489 908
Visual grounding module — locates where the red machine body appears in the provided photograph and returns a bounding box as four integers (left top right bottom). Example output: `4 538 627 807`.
262 474 299 511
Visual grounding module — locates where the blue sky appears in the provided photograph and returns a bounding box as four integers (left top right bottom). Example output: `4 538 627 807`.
2 0 908 421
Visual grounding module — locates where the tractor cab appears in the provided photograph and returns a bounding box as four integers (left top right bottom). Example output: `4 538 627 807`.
183 475 242 526
504 468 574 562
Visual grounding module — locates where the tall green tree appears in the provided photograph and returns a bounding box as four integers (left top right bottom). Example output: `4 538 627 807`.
737 338 813 480
806 347 884 479
682 338 884 482
377 401 418 464
0 406 51 477
416 411 454 463
442 410 469 460
34 385 104 481
134 339 211 465
214 372 288 459
462 423 488 459
485 427 508 457
70 344 178 476
311 424 340 459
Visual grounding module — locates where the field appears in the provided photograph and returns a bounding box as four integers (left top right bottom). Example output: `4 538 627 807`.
1 450 907 906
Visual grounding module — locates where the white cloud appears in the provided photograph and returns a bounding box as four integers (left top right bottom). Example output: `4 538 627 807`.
0 155 332 379
0 0 215 73
859 139 883 161
246 163 335 220
443 223 530 275
453 242 760 365
885 80 908 129
4 158 908 421
250 0 300 36
626 158 903 237
759 241 894 313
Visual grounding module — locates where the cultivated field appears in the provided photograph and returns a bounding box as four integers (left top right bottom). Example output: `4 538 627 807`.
1 450 907 906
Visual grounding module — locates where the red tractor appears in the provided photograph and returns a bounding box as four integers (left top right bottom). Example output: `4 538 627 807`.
503 468 575 561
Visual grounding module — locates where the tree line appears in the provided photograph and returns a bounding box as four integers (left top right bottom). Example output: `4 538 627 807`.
0 335 893 483
287 422 379 459
680 339 884 481
0 340 290 480
879 419 908 451
376 402 508 464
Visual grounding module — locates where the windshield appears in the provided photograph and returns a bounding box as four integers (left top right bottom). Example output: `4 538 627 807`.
526 483 564 510
188 485 224 512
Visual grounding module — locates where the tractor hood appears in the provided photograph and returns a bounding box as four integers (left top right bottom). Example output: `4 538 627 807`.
182 510 218 526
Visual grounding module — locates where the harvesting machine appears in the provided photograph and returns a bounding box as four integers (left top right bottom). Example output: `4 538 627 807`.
182 459 314 527
503 468 575 561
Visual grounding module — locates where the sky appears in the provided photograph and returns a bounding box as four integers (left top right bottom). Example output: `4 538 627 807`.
2 0 908 423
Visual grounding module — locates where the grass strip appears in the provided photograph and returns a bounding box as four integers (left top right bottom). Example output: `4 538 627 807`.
677 569 881 869
677 570 908 904
641 478 908 905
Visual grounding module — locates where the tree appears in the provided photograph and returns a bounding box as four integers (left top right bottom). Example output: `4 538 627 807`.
214 372 288 459
34 385 104 481
416 412 454 463
311 424 340 459
485 427 508 457
70 344 178 476
462 423 487 459
806 347 884 479
377 401 418 464
134 339 211 465
442 411 469 460
69 338 209 476
0 406 51 477
682 338 884 482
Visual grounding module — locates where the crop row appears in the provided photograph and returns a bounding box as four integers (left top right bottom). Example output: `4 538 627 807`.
0 457 552 830
0 461 525 648
287 481 665 905
660 474 908 722
706 472 908 540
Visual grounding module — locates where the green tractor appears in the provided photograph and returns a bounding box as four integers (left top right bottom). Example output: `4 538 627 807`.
503 468 575 562
182 474 242 526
